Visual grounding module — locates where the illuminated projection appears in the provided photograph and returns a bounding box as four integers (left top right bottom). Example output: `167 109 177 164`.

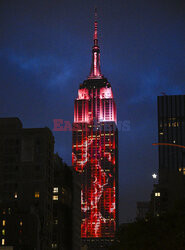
72 10 118 240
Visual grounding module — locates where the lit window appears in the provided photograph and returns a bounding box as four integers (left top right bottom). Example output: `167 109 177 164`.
53 195 58 201
179 168 185 175
2 239 5 245
2 229 5 235
155 192 160 197
54 219 58 225
2 220 5 226
14 192 18 199
20 221 23 226
35 192 40 198
52 243 57 248
62 187 65 194
53 187 58 193
8 208 11 215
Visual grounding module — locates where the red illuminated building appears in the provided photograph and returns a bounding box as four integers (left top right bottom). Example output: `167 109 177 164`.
72 10 118 249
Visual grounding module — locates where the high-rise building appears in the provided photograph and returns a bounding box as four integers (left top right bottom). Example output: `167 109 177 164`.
0 118 54 250
52 154 81 250
136 202 150 220
154 95 185 214
72 10 119 249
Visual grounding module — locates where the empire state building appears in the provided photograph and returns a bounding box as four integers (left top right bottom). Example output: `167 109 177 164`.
72 10 118 249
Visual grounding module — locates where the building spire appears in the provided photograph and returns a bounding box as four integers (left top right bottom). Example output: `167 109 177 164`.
88 8 103 79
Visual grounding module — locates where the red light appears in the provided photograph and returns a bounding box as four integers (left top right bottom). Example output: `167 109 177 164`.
72 84 118 238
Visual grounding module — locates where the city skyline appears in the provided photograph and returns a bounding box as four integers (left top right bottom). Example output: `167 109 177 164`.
0 0 184 223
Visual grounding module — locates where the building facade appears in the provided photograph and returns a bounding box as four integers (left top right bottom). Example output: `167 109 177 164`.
72 11 119 249
136 202 150 220
52 154 81 250
156 95 185 214
0 118 54 250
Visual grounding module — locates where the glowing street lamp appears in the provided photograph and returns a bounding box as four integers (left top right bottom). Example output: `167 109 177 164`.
152 173 157 179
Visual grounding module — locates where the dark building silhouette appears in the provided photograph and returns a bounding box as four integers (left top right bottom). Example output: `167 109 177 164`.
0 247 13 250
52 154 81 250
151 95 185 215
72 10 119 250
0 118 81 250
136 202 150 220
0 118 54 250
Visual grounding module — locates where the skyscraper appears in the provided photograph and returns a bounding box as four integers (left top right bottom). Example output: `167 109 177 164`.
156 95 185 213
72 10 118 249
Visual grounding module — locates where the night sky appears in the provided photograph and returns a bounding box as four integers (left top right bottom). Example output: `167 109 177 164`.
0 0 185 223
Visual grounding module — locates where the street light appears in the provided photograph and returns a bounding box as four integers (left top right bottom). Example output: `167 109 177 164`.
152 173 157 179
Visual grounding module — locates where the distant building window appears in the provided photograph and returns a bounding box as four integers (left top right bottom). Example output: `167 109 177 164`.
53 187 58 193
8 208 11 215
14 192 18 199
54 219 58 225
2 220 5 226
2 229 5 235
2 239 5 245
179 167 185 175
155 192 160 197
62 187 65 194
20 221 23 226
53 195 58 201
35 192 40 198
52 243 57 248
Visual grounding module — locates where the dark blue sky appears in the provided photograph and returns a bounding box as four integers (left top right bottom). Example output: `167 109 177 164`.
0 0 185 222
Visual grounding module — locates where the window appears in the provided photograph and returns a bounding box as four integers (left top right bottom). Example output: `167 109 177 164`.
2 220 5 226
155 192 160 197
8 208 11 215
2 229 5 235
52 243 57 248
20 221 23 226
53 187 58 193
54 219 58 225
35 192 40 198
53 195 58 201
14 192 18 199
179 168 185 175
62 187 65 194
1 239 5 245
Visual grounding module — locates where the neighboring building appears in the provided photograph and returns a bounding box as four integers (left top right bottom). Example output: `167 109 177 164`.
0 247 13 250
72 10 119 249
0 118 54 250
149 184 161 217
52 154 72 250
152 95 185 215
52 154 81 250
72 168 81 250
136 202 150 220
